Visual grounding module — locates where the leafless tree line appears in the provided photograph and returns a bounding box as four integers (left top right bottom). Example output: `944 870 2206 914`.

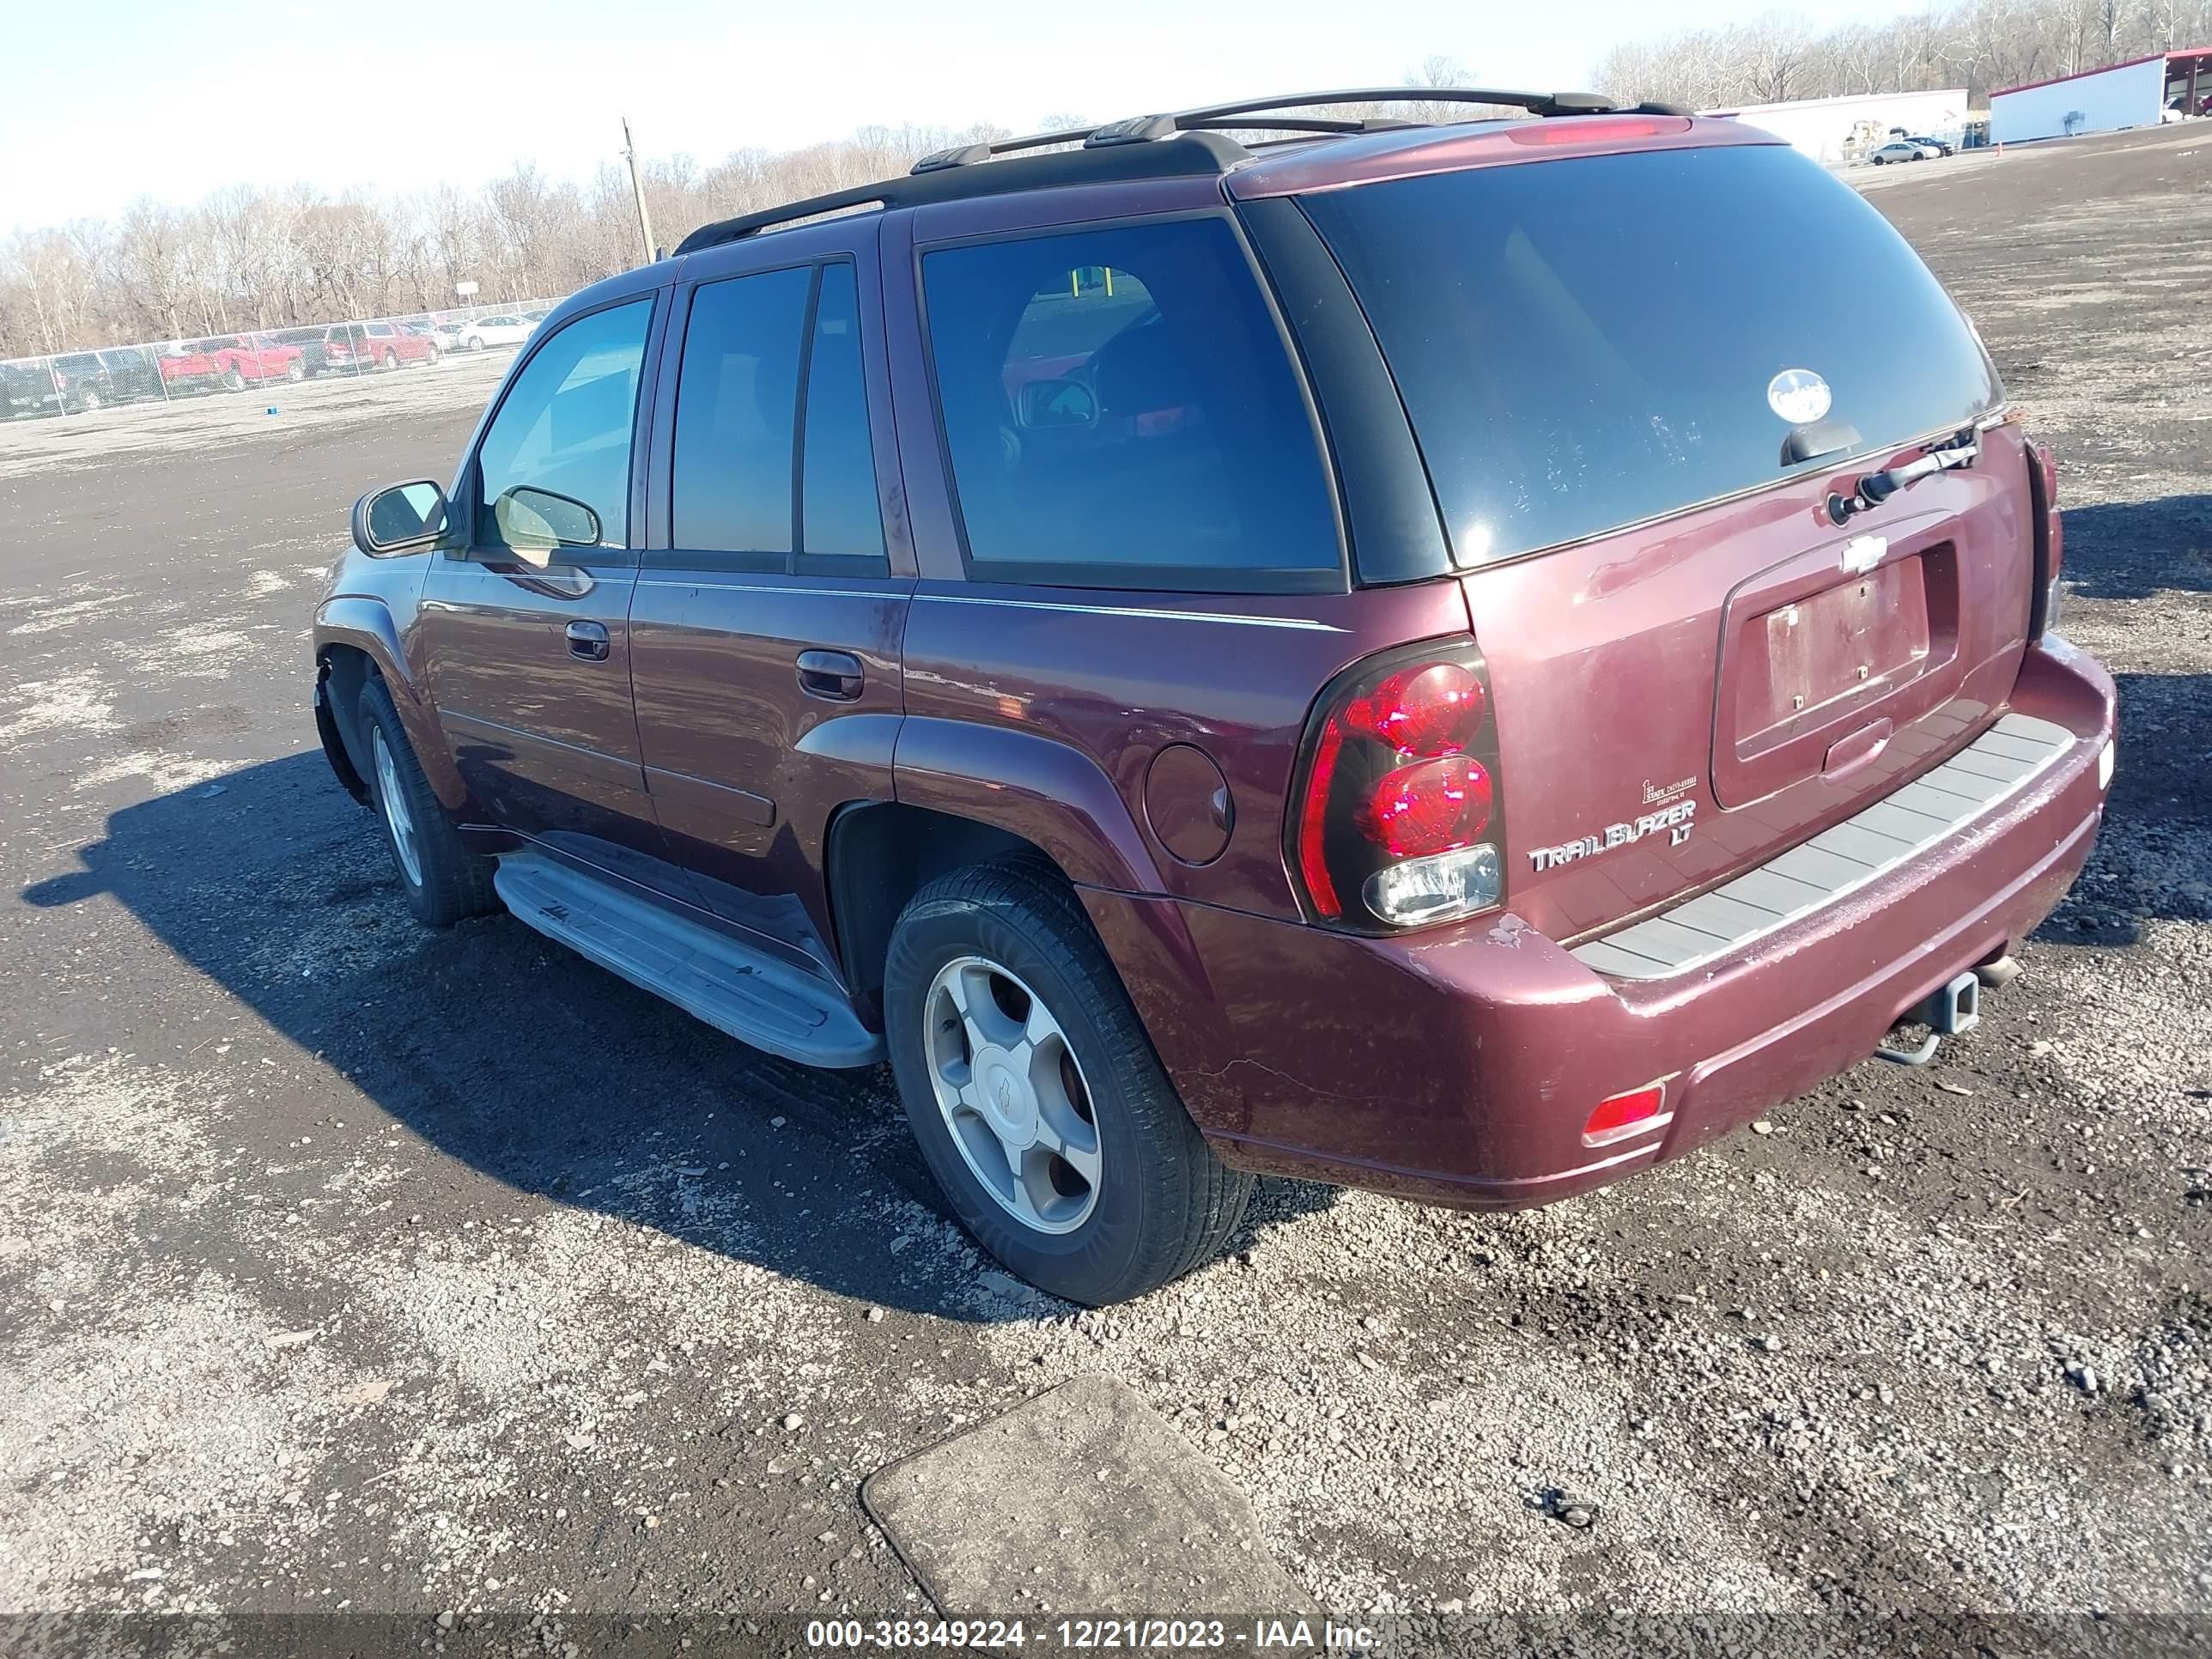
0 61 1535 360
0 120 1024 359
1594 0 2210 112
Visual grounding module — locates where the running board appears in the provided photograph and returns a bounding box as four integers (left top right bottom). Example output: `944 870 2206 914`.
494 854 884 1068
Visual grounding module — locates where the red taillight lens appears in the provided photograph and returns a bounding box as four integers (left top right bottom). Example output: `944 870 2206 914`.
1342 663 1486 757
1290 640 1506 930
1358 757 1493 858
1583 1082 1667 1145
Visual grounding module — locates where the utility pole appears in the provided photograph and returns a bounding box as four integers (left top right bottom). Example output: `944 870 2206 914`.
621 116 659 267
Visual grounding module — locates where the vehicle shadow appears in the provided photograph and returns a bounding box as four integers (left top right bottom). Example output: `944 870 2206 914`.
2030 666 2212 951
22 753 1336 1321
2060 495 2210 602
2023 489 2210 950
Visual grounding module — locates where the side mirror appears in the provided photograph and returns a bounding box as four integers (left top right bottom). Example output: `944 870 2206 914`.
493 485 602 553
351 480 448 554
1016 376 1099 430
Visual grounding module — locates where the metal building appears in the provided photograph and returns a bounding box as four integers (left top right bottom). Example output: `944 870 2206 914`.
1701 89 1973 165
1990 50 2212 143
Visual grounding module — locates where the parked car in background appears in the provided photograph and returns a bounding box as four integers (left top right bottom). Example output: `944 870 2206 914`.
1869 140 1934 164
1899 133 1954 155
318 320 440 374
427 321 471 355
459 314 537 350
0 359 59 419
48 349 163 411
157 342 227 394
193 334 307 389
362 319 439 370
273 326 341 377
319 93 2113 1304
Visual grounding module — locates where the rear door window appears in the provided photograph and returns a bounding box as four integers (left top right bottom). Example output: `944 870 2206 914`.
799 261 885 568
669 265 811 566
921 216 1341 592
666 258 890 574
1298 143 2002 567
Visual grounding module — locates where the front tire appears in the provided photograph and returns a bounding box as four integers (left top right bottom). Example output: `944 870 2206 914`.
356 676 498 927
222 366 246 391
884 861 1252 1305
285 359 305 382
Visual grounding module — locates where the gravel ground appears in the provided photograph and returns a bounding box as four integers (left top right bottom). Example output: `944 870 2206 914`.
1 124 2206 1654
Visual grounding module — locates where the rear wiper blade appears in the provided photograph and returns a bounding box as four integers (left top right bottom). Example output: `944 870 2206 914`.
1826 426 1981 525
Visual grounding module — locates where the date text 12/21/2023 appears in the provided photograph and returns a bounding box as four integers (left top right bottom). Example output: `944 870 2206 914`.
803 1618 1381 1650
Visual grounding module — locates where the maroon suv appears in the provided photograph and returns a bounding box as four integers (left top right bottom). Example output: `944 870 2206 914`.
313 91 2116 1304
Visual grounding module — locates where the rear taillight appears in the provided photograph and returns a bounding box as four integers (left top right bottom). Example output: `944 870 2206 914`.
2027 438 2063 639
1290 640 1506 931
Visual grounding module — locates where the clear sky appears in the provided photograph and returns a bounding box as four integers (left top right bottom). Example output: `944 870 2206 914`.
2 0 1917 233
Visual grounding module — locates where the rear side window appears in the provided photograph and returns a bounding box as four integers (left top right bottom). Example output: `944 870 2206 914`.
475 299 653 550
1299 143 2001 566
922 216 1341 592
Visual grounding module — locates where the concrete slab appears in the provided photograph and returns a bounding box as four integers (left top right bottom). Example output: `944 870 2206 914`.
861 1373 1316 1618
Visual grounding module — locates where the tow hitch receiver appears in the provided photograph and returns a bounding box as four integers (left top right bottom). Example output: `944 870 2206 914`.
1872 972 1982 1066
1927 971 1980 1035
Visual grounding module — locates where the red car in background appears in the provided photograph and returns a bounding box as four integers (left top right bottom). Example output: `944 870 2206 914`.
159 336 305 392
323 319 441 373
156 342 225 394
198 334 307 389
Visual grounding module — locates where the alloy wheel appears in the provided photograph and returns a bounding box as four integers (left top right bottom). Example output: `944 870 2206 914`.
923 955 1102 1235
371 726 423 888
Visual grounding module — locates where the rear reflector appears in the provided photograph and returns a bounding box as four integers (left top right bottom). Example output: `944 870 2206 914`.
1583 1082 1668 1146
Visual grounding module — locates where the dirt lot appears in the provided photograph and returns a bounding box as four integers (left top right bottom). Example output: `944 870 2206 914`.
2 125 2207 1653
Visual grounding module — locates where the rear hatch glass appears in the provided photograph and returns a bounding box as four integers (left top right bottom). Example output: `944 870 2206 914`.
1298 143 2001 567
1298 142 2029 941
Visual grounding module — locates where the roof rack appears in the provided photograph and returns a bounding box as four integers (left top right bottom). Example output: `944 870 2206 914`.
673 88 1692 255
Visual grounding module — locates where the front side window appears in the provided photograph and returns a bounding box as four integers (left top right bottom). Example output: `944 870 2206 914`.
475 299 653 551
921 216 1340 591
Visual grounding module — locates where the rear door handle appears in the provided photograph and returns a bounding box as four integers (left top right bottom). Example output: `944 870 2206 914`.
796 648 863 702
565 620 611 661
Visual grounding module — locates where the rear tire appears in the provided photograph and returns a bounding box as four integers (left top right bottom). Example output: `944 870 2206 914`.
380 349 398 371
285 359 305 382
356 676 497 927
884 860 1252 1305
425 343 441 366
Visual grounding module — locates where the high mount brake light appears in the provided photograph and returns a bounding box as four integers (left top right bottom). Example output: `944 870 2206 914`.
1291 641 1506 930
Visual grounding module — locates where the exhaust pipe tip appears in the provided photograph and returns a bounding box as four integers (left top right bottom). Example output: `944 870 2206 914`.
1974 955 2022 988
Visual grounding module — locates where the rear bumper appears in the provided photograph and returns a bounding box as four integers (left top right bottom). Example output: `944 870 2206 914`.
1091 636 2115 1208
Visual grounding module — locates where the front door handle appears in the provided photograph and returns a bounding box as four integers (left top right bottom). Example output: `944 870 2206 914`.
796 648 863 702
565 620 611 662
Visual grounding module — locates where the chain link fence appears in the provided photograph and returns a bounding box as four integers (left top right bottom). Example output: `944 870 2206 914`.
0 299 563 424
